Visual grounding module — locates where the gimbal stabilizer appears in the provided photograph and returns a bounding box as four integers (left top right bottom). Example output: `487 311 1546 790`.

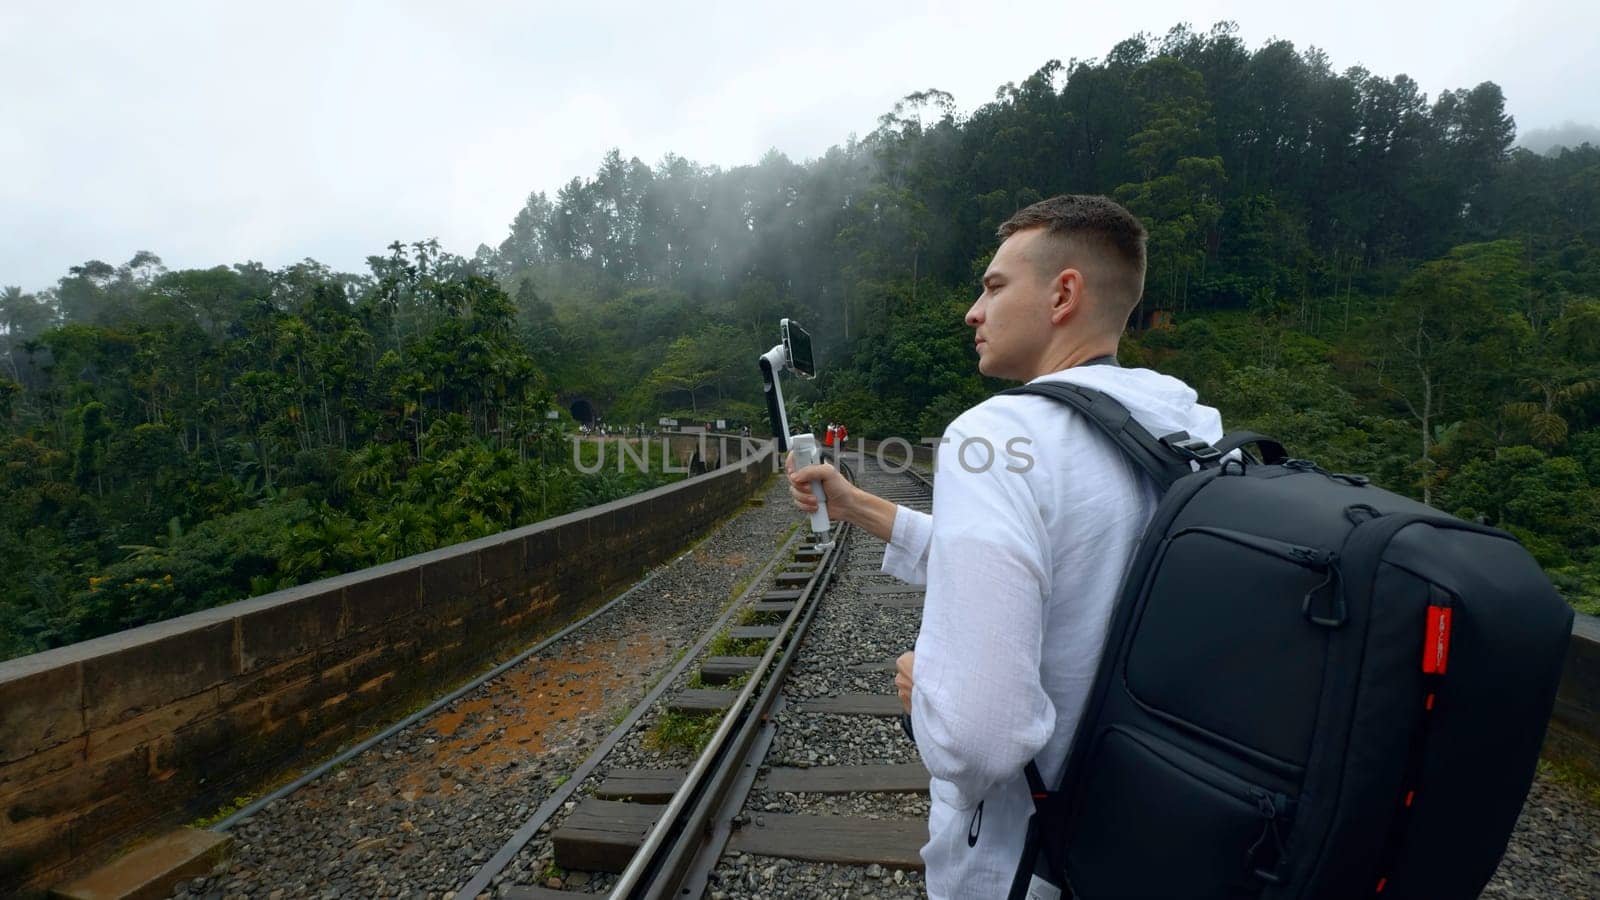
759 319 832 547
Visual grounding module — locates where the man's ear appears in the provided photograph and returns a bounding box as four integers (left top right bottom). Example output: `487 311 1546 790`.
1049 268 1083 325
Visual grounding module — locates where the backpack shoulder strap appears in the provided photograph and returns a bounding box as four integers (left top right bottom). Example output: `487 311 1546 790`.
999 382 1211 491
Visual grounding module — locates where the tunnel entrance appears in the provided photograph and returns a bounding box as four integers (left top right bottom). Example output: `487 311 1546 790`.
569 399 595 424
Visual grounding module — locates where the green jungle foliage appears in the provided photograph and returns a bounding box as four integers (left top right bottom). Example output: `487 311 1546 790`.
4 22 1599 658
0 260 683 659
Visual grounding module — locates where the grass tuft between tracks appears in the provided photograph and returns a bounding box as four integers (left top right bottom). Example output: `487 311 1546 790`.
190 795 255 829
736 605 778 626
645 710 721 753
707 633 766 657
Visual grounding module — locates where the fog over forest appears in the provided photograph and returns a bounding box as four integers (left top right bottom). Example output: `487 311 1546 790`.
1520 121 1600 156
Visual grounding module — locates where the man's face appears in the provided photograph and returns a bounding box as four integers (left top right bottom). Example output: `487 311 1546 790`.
965 228 1058 382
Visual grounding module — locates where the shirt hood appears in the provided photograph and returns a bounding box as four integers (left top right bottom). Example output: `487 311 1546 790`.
1029 365 1224 444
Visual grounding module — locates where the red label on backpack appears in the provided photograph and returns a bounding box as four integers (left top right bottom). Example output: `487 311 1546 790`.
1422 606 1452 674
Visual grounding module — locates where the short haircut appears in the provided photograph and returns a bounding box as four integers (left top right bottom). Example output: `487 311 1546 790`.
997 195 1147 315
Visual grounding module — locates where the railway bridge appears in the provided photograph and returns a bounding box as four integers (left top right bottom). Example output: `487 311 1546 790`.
1 436 1596 898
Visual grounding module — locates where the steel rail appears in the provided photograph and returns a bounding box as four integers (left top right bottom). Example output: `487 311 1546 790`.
649 458 934 890
627 517 850 900
450 528 805 899
606 460 860 898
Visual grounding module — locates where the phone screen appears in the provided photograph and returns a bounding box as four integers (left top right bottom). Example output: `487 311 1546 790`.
784 320 815 377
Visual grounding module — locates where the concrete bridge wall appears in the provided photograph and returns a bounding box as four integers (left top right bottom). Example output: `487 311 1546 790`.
0 441 775 893
1550 614 1600 770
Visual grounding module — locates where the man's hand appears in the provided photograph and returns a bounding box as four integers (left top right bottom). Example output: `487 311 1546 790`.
785 449 900 542
895 651 915 714
786 452 858 523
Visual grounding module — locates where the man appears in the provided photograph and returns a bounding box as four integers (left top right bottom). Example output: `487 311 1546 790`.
787 195 1223 898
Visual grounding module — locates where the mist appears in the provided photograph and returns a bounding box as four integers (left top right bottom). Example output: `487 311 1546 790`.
1518 121 1600 155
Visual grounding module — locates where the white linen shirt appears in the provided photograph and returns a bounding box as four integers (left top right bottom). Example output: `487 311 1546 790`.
881 365 1224 899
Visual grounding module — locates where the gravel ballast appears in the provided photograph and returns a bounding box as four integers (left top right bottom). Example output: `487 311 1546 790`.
170 474 793 900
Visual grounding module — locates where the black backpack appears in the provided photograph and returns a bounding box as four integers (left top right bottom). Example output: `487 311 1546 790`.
1000 382 1574 900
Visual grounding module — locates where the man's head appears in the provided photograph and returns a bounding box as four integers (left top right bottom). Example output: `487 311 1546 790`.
967 195 1147 381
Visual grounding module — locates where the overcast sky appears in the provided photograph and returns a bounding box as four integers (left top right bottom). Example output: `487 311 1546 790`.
3 0 1597 293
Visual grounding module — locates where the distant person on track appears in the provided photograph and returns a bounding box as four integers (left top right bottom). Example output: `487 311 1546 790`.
823 422 847 463
786 195 1224 898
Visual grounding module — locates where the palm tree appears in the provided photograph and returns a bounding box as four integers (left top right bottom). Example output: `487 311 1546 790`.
1502 373 1598 449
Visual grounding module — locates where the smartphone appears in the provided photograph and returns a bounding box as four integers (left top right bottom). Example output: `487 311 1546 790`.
782 319 815 378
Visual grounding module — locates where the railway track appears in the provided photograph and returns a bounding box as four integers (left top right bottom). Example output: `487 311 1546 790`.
460 455 935 899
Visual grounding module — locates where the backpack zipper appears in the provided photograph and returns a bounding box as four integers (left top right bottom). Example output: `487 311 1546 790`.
1247 787 1296 883
1178 526 1345 626
1109 725 1297 883
1178 526 1335 570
